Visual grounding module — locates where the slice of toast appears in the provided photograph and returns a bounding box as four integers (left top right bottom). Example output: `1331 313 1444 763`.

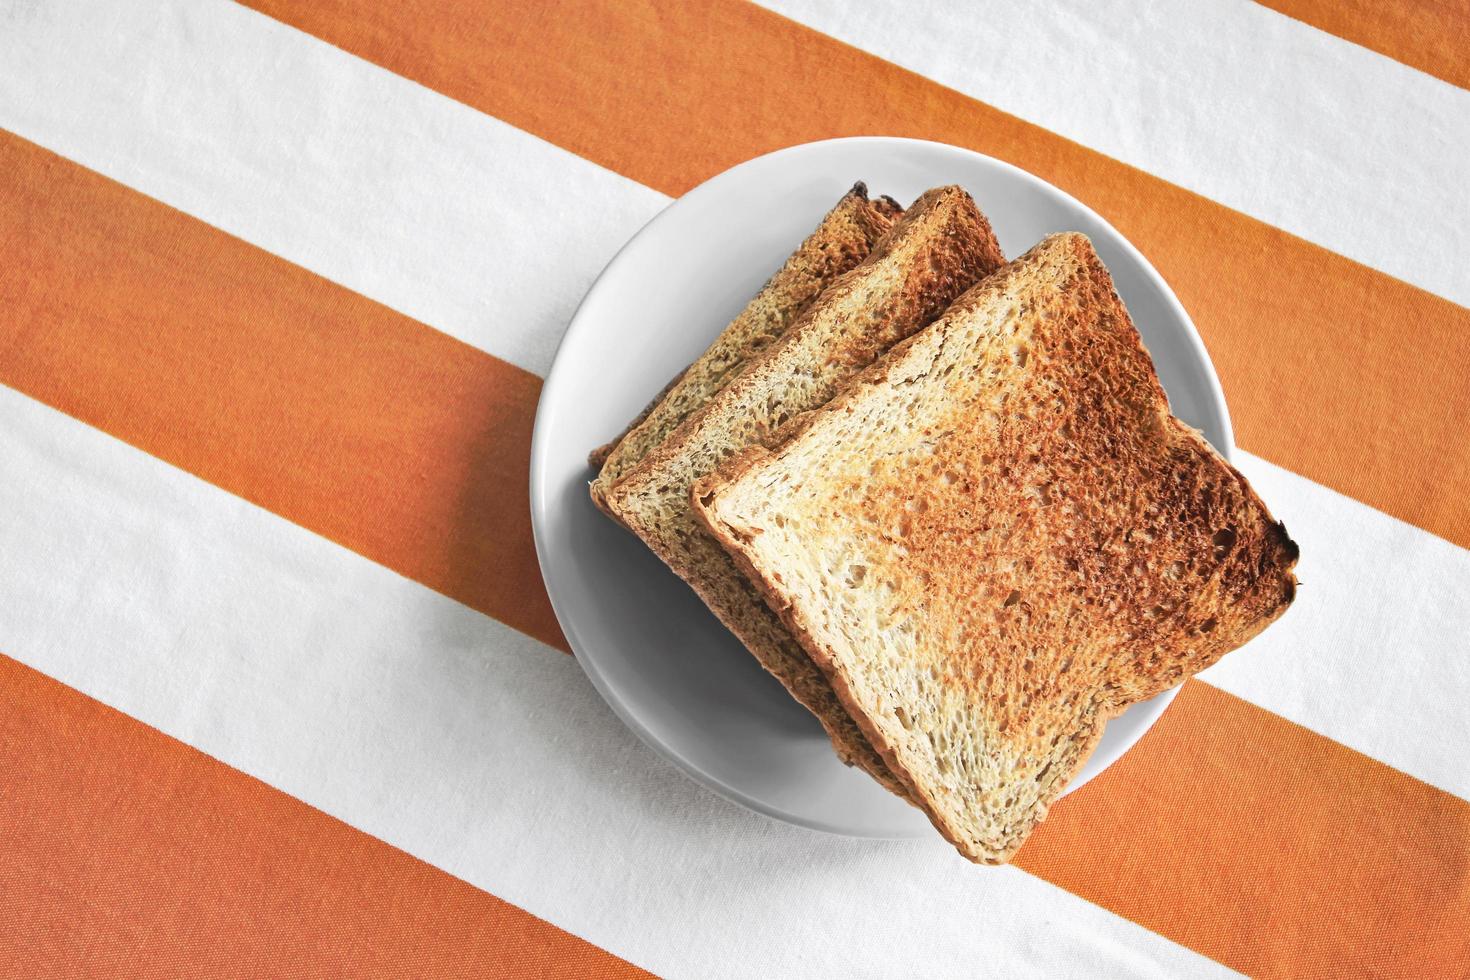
692 233 1298 862
605 187 1006 797
588 183 902 495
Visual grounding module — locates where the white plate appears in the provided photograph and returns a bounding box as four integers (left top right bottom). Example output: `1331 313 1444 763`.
530 137 1231 838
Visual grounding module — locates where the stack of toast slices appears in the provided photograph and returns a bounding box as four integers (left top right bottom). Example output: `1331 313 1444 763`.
589 183 1298 863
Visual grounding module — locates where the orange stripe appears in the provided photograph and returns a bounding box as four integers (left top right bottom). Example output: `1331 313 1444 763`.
1255 0 1470 90
1019 682 1470 977
0 129 567 653
244 0 1470 553
0 654 648 978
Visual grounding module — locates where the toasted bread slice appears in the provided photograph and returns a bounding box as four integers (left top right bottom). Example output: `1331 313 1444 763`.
693 233 1298 862
588 183 902 496
605 187 1006 797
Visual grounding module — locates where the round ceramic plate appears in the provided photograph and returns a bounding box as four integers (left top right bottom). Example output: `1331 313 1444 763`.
530 137 1231 838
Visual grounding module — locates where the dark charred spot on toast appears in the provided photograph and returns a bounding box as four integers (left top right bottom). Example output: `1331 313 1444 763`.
1276 523 1301 564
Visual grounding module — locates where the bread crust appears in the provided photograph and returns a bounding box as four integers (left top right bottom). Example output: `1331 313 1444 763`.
693 233 1299 862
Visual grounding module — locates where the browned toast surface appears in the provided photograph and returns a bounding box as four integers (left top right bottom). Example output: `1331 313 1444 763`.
693 233 1298 861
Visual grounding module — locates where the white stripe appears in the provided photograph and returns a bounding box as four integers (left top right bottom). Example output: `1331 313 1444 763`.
757 0 1470 309
0 389 1233 978
1199 452 1470 794
0 0 666 377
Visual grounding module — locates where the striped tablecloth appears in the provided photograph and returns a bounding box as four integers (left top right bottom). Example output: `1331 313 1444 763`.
3 2 1467 976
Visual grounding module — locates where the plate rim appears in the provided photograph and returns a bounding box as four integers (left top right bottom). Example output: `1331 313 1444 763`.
529 136 1232 838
